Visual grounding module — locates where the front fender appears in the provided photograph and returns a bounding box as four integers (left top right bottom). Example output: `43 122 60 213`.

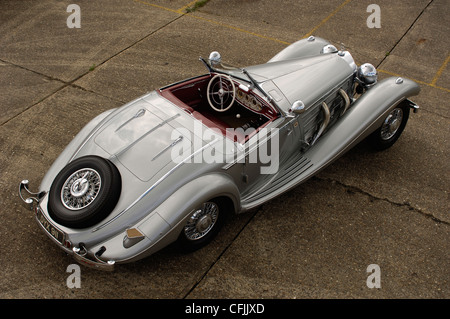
241 76 420 210
305 76 420 176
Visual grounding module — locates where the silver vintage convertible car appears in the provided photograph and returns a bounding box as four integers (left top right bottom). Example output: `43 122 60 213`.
19 36 420 270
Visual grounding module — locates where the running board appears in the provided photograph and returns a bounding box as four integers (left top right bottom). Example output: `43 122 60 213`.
240 77 420 211
241 153 313 206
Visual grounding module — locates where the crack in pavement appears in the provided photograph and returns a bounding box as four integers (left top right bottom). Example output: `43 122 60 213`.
183 171 449 298
376 0 435 69
315 176 449 226
0 13 185 127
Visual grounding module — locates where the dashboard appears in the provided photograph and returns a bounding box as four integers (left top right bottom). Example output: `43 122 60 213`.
235 87 264 112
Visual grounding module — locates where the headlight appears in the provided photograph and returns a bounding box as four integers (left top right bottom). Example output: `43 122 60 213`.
357 63 378 86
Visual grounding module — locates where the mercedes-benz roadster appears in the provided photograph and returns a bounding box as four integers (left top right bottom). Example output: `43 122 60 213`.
19 36 420 270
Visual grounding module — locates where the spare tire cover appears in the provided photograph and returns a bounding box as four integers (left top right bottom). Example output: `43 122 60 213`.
48 156 121 229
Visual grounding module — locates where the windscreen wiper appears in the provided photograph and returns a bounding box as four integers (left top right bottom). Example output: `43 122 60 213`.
242 69 282 113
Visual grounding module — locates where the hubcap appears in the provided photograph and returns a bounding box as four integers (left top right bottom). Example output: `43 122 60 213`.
70 178 89 197
61 168 101 210
184 202 219 241
380 108 403 140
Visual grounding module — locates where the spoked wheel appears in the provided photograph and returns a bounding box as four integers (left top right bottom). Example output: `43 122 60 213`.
207 74 236 112
368 101 410 151
178 199 228 251
48 156 121 229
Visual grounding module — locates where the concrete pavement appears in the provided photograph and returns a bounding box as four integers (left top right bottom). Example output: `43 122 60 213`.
0 0 448 299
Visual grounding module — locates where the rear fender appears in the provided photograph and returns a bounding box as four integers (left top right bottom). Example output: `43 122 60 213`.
151 173 239 251
156 173 240 228
106 173 240 263
141 173 239 248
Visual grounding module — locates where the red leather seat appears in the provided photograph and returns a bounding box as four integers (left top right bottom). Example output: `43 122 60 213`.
159 89 245 143
191 111 245 143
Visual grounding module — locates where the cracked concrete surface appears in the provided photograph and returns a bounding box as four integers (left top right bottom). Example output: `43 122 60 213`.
317 177 449 226
0 0 448 299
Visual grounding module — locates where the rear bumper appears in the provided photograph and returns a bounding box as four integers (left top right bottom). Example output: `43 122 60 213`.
72 245 116 271
19 180 116 271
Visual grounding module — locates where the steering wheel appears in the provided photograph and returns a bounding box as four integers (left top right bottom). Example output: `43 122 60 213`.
207 74 236 112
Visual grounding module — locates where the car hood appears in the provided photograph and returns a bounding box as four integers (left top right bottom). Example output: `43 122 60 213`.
226 52 356 112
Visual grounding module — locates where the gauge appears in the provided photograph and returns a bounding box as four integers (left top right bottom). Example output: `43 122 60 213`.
237 88 245 100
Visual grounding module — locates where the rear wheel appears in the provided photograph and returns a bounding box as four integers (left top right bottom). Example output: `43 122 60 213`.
368 102 410 151
178 198 229 251
48 156 121 229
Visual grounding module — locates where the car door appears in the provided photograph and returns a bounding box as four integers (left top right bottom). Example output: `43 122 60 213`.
238 116 301 193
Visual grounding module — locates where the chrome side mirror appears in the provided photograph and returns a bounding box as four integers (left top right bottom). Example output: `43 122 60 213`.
320 44 338 54
290 100 306 114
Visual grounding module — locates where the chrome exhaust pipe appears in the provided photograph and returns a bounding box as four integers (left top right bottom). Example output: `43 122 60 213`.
339 88 351 116
312 101 331 145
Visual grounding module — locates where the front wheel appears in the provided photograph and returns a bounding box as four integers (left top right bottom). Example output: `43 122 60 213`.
368 102 410 151
178 198 229 251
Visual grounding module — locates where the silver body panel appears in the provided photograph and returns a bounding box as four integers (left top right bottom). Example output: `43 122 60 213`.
19 37 420 269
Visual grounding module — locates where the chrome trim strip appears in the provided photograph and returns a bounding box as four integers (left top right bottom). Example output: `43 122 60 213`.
68 107 130 162
151 135 183 161
115 108 146 132
115 113 180 157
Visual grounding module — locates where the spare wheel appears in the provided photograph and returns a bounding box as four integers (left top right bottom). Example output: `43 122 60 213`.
48 156 121 229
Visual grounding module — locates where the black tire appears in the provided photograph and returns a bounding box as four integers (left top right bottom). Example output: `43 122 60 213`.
368 102 410 151
177 198 230 252
48 156 121 229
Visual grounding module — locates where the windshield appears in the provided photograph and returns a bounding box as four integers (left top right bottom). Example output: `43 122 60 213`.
199 55 283 114
199 56 242 77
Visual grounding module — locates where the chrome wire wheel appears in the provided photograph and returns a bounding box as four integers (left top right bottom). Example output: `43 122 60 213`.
380 108 403 141
368 101 410 151
48 156 121 229
60 168 101 210
184 202 219 241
